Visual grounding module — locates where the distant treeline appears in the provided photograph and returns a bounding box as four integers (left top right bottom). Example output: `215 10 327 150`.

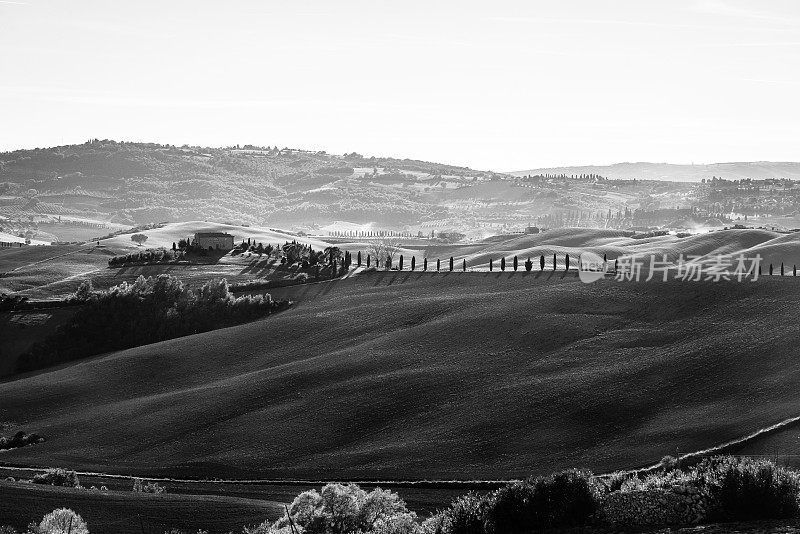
17 275 290 374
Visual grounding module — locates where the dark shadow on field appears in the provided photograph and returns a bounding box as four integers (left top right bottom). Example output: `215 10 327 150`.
240 258 277 277
372 271 389 286
318 278 341 297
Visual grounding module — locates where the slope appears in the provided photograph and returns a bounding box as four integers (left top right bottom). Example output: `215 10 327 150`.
1 272 798 481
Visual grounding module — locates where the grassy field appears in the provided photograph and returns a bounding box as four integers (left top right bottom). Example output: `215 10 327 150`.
0 467 470 522
0 479 281 534
0 244 120 297
1 271 799 482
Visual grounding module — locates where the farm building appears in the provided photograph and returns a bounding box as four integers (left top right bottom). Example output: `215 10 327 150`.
193 231 234 251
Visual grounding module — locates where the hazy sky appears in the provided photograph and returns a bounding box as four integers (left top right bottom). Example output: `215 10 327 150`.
1 0 799 170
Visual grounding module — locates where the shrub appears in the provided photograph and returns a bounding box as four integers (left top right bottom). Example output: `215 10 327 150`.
0 431 45 450
661 455 679 471
38 508 89 534
444 492 489 534
273 483 418 534
420 513 448 534
0 526 18 534
599 471 632 493
32 468 80 488
484 470 599 533
132 477 166 494
700 456 800 521
484 482 535 534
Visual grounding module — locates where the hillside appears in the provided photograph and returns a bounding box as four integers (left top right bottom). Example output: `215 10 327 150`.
0 140 497 229
1 272 799 481
510 162 800 182
4 140 775 241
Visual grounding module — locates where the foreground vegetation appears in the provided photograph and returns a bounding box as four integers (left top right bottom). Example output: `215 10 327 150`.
4 456 800 533
17 274 290 373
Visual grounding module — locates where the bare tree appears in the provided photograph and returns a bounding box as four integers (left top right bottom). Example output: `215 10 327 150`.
369 238 400 269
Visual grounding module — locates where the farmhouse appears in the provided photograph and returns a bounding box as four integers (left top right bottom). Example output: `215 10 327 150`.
193 231 234 251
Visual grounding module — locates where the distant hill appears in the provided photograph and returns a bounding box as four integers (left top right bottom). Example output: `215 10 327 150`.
510 162 800 182
0 140 502 228
3 271 799 481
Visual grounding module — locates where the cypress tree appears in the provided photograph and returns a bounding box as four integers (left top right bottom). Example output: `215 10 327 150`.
367 254 371 268
553 253 557 270
540 255 545 271
781 262 784 276
614 259 618 272
424 257 428 271
501 257 506 271
489 258 493 271
513 256 518 271
399 255 404 270
172 242 176 251
357 251 362 266
449 257 454 271
463 258 466 272
411 256 416 271
795 265 797 277
436 258 440 271
603 253 607 262
386 256 392 270
525 257 532 271
565 254 570 271
770 263 773 276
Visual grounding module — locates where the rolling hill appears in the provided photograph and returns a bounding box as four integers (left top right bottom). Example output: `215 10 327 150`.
1 271 799 482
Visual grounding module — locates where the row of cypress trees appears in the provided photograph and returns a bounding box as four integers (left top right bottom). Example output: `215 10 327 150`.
354 252 467 272
346 251 798 277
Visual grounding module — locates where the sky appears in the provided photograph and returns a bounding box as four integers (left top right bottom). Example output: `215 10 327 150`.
1 0 799 171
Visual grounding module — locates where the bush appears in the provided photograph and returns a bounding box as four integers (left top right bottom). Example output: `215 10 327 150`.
132 477 166 494
32 469 80 488
661 455 679 471
272 483 419 534
484 482 535 534
0 526 18 534
0 430 45 450
700 456 800 521
443 492 489 534
484 470 599 533
38 508 89 534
